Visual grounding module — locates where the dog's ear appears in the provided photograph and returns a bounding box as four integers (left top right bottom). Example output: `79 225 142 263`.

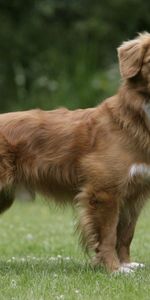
117 40 145 79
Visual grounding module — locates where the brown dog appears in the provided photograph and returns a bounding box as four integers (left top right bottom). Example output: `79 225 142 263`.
0 32 150 273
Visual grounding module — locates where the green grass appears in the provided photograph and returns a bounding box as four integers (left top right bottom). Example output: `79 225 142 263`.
0 198 150 300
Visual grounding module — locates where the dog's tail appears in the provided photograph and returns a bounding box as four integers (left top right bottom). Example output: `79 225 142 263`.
0 133 15 213
0 187 15 214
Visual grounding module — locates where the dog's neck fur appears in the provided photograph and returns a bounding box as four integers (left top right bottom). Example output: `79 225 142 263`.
106 78 150 156
122 78 150 121
126 77 150 121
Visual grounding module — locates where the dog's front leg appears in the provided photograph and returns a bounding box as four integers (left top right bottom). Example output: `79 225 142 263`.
116 218 136 264
116 203 145 270
91 192 120 272
76 188 120 272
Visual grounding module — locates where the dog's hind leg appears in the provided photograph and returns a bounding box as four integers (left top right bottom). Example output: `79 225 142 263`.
76 187 120 272
0 187 15 214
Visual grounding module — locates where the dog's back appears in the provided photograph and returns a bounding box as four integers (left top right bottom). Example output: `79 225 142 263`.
0 107 101 199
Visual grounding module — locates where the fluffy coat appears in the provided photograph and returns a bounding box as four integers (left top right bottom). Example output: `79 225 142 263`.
1 32 150 272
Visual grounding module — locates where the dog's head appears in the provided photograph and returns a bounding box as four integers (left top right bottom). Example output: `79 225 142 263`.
118 32 150 84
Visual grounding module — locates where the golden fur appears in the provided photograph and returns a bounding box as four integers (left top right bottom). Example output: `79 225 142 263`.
1 32 150 272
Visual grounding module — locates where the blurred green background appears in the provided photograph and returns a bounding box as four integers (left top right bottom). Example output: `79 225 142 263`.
0 0 150 112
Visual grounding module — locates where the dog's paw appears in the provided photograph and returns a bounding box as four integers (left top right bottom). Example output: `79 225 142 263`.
113 265 134 275
121 262 145 269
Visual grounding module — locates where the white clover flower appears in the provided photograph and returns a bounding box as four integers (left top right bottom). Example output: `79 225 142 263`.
11 279 17 288
49 257 56 261
26 233 34 241
20 257 26 262
56 295 64 300
12 257 15 261
65 256 71 261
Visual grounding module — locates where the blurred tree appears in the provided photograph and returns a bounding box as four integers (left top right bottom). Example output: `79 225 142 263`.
0 0 150 111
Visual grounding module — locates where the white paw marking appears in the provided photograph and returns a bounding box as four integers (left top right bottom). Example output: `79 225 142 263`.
121 262 145 269
114 266 134 274
129 164 150 178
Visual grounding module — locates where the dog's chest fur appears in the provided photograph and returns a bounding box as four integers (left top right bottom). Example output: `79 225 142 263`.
123 163 150 211
129 163 150 182
144 102 150 121
127 103 150 185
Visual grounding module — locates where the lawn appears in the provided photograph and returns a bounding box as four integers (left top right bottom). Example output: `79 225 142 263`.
0 198 149 300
